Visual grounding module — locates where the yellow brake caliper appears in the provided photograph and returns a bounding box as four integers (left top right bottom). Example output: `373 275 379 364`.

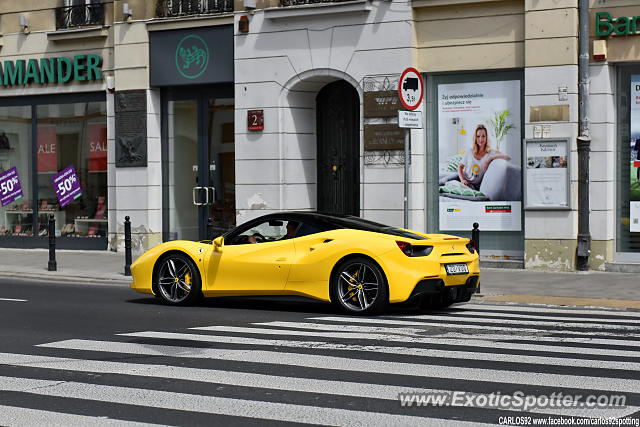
184 272 192 291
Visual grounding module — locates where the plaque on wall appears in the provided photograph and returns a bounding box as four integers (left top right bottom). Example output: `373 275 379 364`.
115 90 147 167
363 91 405 118
364 124 405 151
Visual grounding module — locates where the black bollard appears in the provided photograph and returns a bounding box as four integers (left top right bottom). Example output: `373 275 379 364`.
47 214 57 271
472 223 481 294
124 216 132 276
471 222 480 254
207 216 214 240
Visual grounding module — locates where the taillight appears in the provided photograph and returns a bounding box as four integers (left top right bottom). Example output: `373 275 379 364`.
396 241 433 257
467 241 476 254
396 241 412 256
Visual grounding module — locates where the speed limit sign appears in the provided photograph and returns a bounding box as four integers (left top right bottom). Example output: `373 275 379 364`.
398 67 424 111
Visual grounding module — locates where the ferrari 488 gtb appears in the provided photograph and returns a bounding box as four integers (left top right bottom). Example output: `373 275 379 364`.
130 212 480 314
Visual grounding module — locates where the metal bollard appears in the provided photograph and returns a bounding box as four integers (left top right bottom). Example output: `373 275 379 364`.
472 222 480 294
124 216 132 276
47 214 57 271
207 216 214 240
471 222 480 254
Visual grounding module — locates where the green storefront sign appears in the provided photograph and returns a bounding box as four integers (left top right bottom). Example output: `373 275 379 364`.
0 54 102 87
595 12 640 37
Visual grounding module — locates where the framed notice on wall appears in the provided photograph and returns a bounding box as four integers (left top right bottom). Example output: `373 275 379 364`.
524 138 570 210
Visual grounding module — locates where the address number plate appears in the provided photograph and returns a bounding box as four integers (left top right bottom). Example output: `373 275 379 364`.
445 263 469 275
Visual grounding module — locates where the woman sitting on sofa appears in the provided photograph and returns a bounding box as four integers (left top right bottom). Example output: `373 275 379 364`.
457 124 520 201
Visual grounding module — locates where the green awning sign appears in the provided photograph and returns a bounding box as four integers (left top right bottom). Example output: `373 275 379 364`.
0 54 102 87
596 12 640 37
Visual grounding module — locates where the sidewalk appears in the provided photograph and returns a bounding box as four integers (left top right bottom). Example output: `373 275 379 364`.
1 249 638 308
0 248 130 285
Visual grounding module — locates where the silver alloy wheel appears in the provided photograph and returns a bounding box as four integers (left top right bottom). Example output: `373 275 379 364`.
337 262 379 312
157 256 193 304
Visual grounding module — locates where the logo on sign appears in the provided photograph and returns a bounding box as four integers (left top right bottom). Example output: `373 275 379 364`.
175 35 209 79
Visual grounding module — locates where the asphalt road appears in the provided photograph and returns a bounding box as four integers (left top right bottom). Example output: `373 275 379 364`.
1 278 640 426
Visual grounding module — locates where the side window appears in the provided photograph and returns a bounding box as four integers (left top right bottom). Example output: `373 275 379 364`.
228 219 288 244
295 221 332 238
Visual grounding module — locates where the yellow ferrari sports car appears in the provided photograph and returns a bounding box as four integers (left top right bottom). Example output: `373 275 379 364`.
130 212 480 314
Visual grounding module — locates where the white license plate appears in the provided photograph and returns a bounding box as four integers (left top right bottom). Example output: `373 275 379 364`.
445 263 469 275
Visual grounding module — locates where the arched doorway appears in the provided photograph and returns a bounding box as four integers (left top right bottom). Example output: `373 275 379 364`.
316 80 360 215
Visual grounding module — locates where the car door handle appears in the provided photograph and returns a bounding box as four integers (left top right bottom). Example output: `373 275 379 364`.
276 257 287 262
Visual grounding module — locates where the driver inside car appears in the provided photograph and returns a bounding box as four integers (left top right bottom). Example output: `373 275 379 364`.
245 221 299 243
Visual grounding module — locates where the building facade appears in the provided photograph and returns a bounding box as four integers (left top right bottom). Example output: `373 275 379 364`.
0 0 637 271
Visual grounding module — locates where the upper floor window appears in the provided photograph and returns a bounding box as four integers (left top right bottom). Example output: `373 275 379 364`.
155 0 233 18
56 0 104 30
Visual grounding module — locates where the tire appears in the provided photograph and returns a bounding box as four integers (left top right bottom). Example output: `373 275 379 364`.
155 253 202 306
330 257 388 315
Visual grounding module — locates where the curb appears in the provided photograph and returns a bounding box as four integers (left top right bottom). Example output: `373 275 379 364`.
0 272 131 286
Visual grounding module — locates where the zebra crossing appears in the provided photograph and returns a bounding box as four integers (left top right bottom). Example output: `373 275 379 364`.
1 302 639 426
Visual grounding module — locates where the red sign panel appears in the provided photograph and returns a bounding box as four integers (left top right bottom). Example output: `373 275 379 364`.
37 126 57 173
88 124 107 171
398 67 424 111
247 110 264 131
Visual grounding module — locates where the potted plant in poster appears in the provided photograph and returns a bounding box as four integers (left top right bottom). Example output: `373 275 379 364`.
489 109 516 152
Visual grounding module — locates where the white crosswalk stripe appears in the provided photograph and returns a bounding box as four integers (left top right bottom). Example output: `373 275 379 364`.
193 324 640 356
0 376 478 427
1 302 639 425
36 339 640 393
452 303 640 318
0 405 156 427
119 330 640 371
405 308 640 324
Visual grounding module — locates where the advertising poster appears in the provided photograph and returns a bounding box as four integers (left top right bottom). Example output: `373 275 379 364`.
52 165 82 208
438 80 522 231
630 75 640 232
525 140 568 208
88 123 107 172
0 167 23 207
37 126 57 173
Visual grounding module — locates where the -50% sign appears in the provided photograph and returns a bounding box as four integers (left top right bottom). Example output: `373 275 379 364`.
57 174 78 196
0 167 24 207
52 165 83 207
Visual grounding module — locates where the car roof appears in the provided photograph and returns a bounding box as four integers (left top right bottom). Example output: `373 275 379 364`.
243 211 427 240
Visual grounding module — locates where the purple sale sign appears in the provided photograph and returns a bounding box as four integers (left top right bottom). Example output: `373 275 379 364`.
52 165 83 207
0 167 24 207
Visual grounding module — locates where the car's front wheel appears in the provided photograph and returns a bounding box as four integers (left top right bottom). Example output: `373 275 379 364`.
155 253 202 305
330 257 388 315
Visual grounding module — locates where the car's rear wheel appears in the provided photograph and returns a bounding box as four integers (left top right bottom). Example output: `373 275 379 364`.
330 257 388 315
155 253 202 306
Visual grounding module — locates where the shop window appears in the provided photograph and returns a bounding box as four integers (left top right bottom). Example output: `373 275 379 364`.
0 107 32 236
37 102 108 239
616 67 640 255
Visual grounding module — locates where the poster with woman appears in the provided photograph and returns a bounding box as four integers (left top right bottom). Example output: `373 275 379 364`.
437 80 522 231
629 75 640 232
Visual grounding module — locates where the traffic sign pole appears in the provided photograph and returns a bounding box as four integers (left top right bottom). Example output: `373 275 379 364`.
397 68 424 229
404 130 410 229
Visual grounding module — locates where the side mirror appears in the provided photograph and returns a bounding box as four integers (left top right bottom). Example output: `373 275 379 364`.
213 236 224 251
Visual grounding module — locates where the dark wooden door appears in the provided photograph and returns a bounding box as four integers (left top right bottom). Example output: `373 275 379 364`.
316 80 360 216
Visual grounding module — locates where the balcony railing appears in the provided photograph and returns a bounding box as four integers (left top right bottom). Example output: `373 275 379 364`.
55 3 105 30
280 0 354 6
155 0 233 18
